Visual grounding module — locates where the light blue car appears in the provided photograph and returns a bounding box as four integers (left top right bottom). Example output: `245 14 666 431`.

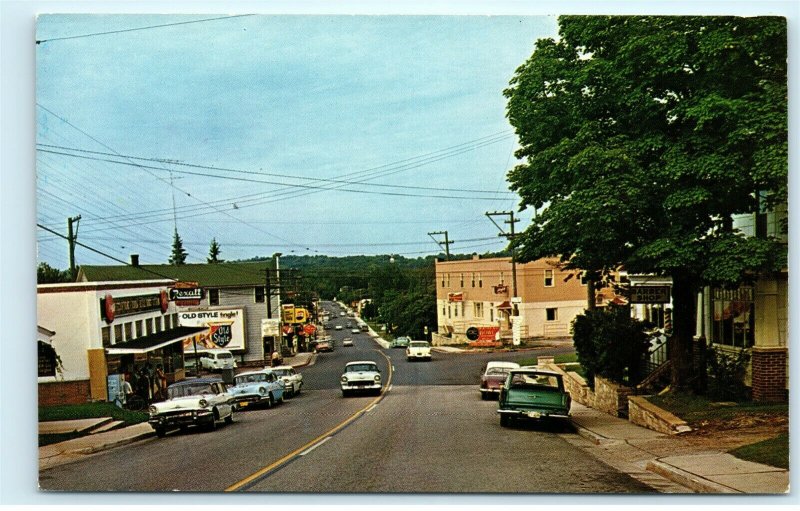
229 369 285 409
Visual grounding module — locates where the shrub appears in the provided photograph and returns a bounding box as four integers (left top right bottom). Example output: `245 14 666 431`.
571 304 649 389
706 346 751 401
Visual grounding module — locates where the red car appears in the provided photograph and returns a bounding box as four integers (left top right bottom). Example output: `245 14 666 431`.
316 340 334 352
480 361 520 400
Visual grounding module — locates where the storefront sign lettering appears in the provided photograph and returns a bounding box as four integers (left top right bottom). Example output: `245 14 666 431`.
101 293 162 322
629 286 671 304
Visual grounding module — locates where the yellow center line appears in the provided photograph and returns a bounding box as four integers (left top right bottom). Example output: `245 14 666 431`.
225 349 393 492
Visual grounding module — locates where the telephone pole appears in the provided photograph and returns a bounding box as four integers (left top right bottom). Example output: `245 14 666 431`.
66 215 82 278
485 211 520 303
427 231 453 260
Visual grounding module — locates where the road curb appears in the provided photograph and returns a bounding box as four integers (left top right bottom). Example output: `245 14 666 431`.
70 430 156 455
646 459 740 494
571 422 608 445
290 353 317 368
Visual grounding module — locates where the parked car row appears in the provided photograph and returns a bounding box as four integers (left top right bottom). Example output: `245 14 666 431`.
479 361 572 428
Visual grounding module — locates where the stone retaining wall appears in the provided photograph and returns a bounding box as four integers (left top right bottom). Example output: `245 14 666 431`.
628 395 692 435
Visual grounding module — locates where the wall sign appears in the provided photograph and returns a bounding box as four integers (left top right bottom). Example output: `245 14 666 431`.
179 309 246 353
101 293 162 323
447 292 463 302
629 286 672 304
169 286 203 306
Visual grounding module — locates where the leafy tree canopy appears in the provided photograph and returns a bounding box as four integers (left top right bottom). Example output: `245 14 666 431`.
37 262 72 284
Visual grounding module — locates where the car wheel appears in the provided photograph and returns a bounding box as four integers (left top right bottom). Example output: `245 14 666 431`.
277 393 284 404
500 415 511 427
155 427 166 438
342 390 349 398
224 412 234 425
480 392 487 400
205 416 217 432
266 393 274 408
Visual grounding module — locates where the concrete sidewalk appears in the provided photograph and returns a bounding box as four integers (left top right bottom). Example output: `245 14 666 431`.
568 402 789 494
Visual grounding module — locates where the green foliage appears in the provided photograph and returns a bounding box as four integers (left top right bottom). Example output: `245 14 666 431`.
207 238 223 263
39 402 149 425
37 262 72 283
571 304 649 388
168 230 188 265
706 346 751 401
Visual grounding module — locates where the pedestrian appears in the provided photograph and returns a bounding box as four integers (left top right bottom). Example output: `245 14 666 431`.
122 374 134 406
155 364 168 400
271 350 281 368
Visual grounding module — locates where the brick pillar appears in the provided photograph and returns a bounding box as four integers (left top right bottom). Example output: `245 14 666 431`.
751 347 787 402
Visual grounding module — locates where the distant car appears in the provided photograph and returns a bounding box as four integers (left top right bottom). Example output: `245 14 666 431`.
199 350 237 371
316 339 334 352
340 361 382 396
497 367 571 427
351 328 360 334
148 377 234 437
390 336 411 348
480 361 520 400
346 322 352 328
406 340 432 361
342 337 354 347
360 324 369 332
271 365 303 397
335 325 343 331
339 312 346 316
229 369 285 409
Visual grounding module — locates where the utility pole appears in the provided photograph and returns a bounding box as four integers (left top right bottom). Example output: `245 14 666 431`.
428 231 453 260
485 210 520 303
66 215 81 278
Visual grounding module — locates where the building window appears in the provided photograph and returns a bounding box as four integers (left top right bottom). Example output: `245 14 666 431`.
114 324 123 344
546 308 558 321
447 305 451 318
442 304 446 316
173 313 179 328
478 273 482 288
209 289 219 306
124 322 132 341
164 315 171 330
155 317 162 333
712 287 755 349
101 327 111 348
446 274 450 287
38 342 57 377
460 274 464 287
474 302 484 318
441 275 445 287
500 271 505 285
135 320 143 338
544 270 554 287
255 287 266 303
471 273 475 287
146 318 153 335
490 307 494 322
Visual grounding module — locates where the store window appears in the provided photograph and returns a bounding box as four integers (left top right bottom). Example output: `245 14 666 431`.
454 304 459 317
101 326 111 348
490 308 494 322
544 270 554 287
124 322 132 341
114 324 123 344
38 342 57 377
164 315 171 330
135 320 143 338
712 287 755 349
546 308 558 321
447 305 451 319
146 318 154 335
474 302 484 318
155 317 162 333
172 313 179 328
209 289 219 306
442 304 446 316
255 286 266 303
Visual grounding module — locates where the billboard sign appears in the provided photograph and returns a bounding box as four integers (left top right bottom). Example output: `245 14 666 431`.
179 309 246 353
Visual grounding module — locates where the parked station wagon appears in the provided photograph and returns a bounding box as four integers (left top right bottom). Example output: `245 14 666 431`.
497 367 571 426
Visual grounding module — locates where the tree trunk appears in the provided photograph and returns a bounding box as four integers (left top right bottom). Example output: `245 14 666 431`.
670 273 698 392
586 277 596 310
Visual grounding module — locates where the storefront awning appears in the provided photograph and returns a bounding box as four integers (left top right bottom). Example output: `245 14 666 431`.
106 326 207 354
497 301 513 310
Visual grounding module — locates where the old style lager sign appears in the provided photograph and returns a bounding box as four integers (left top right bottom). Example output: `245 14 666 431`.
629 286 671 304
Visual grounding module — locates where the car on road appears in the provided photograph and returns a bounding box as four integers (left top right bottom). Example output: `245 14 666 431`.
406 341 432 361
351 328 360 334
339 312 346 316
199 349 237 371
480 361 521 400
148 377 234 437
346 322 352 328
335 325 343 330
316 339 334 352
497 367 571 427
390 336 411 348
340 361 382 396
271 365 303 397
342 337 354 347
360 324 369 332
229 369 285 409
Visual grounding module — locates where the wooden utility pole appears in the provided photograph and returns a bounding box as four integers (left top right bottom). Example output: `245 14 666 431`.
67 215 81 278
428 231 453 260
486 211 519 306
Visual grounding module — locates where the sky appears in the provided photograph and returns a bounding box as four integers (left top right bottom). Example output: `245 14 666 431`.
35 14 559 268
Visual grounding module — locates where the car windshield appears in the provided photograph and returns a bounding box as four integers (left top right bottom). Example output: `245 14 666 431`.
486 367 511 376
347 364 377 373
168 383 214 398
410 342 429 348
235 373 269 384
509 373 560 389
272 369 291 377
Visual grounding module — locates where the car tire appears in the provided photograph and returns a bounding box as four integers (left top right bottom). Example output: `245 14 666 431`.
342 390 349 398
155 427 166 438
266 393 274 408
224 413 234 425
480 392 487 400
500 415 511 427
205 416 217 432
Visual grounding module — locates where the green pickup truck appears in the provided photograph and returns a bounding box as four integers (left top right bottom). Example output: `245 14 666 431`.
497 367 571 427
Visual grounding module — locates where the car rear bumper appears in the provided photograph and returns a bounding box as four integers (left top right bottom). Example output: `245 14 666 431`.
497 408 570 419
480 388 501 394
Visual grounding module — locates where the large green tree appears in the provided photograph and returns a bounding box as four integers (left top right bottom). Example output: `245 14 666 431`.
207 238 223 263
169 229 188 265
504 16 787 391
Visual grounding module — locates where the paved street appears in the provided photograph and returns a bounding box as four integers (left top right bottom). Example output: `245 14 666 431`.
39 302 654 493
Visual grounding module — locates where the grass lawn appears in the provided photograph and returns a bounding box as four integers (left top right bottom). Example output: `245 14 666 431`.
647 393 788 423
514 353 586 378
728 433 789 470
39 402 150 447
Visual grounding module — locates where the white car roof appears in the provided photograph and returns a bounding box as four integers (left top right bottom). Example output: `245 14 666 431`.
345 360 378 367
271 365 294 371
486 361 521 370
236 369 275 377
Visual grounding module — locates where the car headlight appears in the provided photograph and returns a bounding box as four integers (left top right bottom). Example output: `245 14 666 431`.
198 399 208 407
259 387 266 395
149 405 157 414
341 376 348 383
374 375 381 381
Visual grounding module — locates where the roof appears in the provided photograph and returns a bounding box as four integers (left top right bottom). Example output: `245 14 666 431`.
346 360 378 366
77 261 273 288
486 361 520 369
235 369 275 377
513 366 562 376
105 326 207 354
170 376 224 386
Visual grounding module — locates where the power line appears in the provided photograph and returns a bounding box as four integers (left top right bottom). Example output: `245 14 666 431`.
36 14 255 44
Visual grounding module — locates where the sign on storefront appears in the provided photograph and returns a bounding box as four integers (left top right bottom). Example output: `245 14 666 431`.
169 283 203 305
630 286 671 304
447 292 463 302
261 318 281 337
178 309 246 353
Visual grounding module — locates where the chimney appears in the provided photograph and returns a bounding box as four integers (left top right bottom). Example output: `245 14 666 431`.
472 253 479 260
130 254 139 266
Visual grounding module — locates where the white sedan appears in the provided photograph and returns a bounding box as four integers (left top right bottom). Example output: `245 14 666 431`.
340 361 382 397
335 325 343 330
342 337 354 347
271 365 303 397
148 378 234 437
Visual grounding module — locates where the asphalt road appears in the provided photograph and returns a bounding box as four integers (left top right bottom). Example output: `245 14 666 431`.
38 301 654 493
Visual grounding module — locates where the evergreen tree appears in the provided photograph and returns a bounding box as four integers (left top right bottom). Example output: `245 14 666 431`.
169 229 188 265
207 238 223 263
